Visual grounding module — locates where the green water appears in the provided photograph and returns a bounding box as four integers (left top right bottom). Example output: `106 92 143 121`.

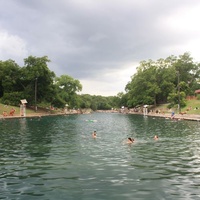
1 113 200 200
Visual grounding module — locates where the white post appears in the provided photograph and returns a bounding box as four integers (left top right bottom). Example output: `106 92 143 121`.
23 104 26 117
143 106 148 115
20 104 23 116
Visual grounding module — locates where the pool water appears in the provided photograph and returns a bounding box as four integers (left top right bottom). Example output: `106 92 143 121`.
1 113 200 200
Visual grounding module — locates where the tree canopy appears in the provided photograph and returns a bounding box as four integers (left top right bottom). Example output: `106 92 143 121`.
125 52 200 109
0 52 200 112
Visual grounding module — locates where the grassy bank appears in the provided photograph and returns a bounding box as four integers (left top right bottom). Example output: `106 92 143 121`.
154 99 200 115
1 99 200 117
0 103 49 116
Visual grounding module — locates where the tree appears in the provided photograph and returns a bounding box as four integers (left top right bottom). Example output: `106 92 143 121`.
173 52 200 96
167 90 186 108
21 56 56 105
79 94 92 109
0 60 22 105
154 57 176 103
124 52 200 109
55 75 82 108
125 60 161 107
0 59 21 93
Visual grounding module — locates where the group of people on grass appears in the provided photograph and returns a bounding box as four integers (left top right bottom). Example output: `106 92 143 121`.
92 131 158 143
2 108 16 117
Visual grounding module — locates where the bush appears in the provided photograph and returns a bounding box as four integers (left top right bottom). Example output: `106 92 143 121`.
0 92 27 106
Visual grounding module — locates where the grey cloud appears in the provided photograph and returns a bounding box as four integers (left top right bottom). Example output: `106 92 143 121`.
1 0 200 95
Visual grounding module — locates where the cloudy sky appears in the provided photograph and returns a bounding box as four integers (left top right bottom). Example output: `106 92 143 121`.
1 0 200 96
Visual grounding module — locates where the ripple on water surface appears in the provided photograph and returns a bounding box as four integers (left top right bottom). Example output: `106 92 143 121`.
1 114 200 199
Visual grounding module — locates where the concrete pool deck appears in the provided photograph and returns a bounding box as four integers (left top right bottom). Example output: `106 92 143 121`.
129 112 200 122
1 110 200 122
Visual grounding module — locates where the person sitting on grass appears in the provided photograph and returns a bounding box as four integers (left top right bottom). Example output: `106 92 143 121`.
9 108 16 116
3 111 7 117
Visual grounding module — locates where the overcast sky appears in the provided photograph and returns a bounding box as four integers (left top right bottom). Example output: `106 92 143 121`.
1 0 200 96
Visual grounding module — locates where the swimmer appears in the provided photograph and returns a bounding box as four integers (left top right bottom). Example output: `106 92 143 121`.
127 137 134 144
154 135 158 140
92 131 97 138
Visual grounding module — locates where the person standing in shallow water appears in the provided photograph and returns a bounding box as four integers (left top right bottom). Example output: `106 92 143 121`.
92 131 97 138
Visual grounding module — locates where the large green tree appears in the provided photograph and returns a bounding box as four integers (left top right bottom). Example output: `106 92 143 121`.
0 60 23 105
173 52 200 96
125 52 200 109
55 75 82 108
126 60 161 107
20 56 56 105
0 60 21 93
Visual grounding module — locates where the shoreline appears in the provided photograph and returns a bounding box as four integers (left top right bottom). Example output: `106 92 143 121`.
0 111 78 120
127 111 200 121
1 110 200 122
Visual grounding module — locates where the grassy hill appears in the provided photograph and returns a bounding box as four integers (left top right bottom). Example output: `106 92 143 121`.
153 99 200 115
0 103 51 116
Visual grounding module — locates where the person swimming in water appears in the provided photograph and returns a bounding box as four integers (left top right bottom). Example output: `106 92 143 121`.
154 135 158 140
127 137 134 144
92 131 97 138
